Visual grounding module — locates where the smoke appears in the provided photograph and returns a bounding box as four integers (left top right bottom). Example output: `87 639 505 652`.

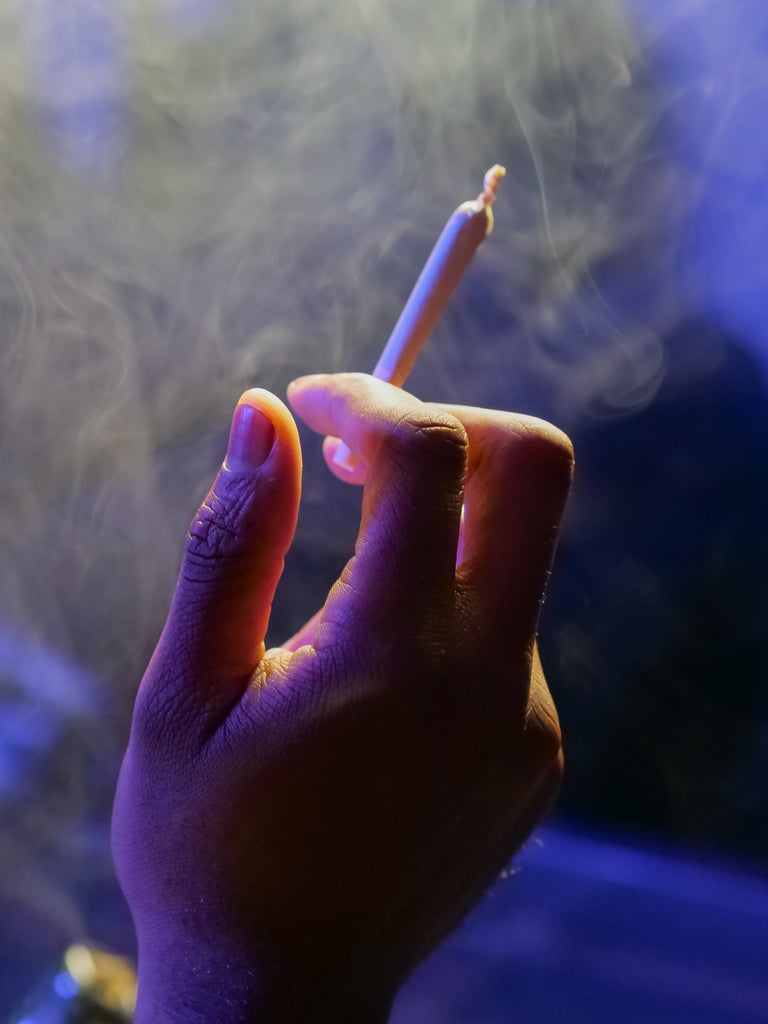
0 0 755 1000
0 0 681 666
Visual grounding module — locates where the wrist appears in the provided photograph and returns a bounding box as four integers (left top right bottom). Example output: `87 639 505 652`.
133 940 395 1024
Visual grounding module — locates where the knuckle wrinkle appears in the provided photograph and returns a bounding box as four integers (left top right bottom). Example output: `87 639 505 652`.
388 409 468 471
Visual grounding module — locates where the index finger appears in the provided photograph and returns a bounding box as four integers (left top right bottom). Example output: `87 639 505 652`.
287 373 467 641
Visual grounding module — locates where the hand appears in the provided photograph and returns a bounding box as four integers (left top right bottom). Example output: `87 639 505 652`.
112 373 573 1024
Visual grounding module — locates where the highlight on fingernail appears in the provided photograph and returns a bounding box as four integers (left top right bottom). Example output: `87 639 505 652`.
225 402 276 471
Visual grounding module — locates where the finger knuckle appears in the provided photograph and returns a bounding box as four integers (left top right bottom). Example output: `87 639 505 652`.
384 410 468 474
182 480 253 583
516 418 574 479
480 415 573 493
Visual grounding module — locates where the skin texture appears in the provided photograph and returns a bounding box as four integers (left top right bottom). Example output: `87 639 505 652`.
111 373 574 1024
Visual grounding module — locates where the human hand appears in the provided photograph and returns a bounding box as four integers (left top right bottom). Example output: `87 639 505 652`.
112 373 573 1024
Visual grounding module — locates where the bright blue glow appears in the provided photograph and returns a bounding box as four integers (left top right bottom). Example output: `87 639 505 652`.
52 971 79 999
522 826 768 917
0 624 98 712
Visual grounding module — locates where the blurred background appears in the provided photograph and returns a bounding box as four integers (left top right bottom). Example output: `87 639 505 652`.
1 0 767 1020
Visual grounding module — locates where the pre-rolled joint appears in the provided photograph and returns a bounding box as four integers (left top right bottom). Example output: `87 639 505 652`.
330 164 505 468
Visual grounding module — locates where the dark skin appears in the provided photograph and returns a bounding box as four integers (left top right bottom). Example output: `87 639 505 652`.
112 373 574 1023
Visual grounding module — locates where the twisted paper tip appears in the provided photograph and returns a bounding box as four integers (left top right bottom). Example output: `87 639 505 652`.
477 164 506 208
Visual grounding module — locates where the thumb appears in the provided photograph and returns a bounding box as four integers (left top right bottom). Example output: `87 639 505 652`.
147 389 302 723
